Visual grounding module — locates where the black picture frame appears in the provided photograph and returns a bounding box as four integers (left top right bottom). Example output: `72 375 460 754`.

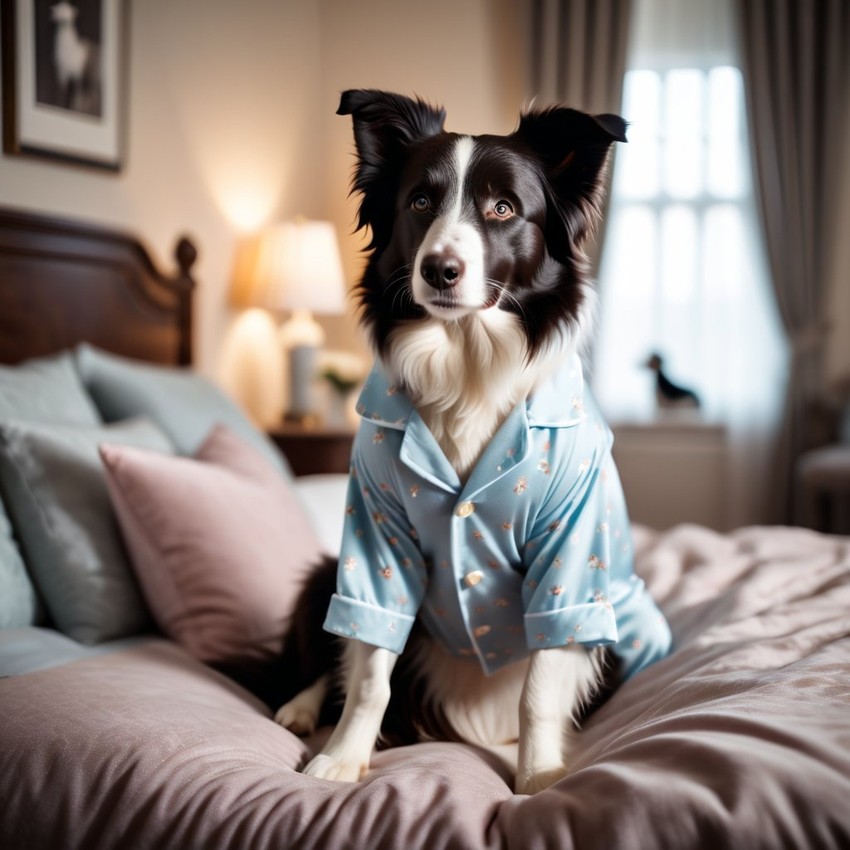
1 0 127 171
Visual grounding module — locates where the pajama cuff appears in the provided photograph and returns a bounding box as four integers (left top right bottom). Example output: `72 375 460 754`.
524 602 619 651
324 594 414 655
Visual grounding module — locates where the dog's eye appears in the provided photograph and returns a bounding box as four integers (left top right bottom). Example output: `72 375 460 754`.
411 194 431 213
491 200 515 220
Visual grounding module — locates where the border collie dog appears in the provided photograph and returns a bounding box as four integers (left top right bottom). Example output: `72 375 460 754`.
276 90 672 795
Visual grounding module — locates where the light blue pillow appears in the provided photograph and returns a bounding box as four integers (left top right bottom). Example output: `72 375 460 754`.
0 492 41 628
0 351 101 426
0 351 102 628
0 418 174 644
76 343 293 479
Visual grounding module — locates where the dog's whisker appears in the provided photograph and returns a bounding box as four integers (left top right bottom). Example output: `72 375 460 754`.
385 266 412 290
390 281 415 315
391 286 409 315
385 265 416 314
486 279 526 317
387 264 413 286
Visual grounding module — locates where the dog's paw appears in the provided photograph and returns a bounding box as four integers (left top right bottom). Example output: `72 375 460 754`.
302 752 367 783
515 764 569 795
274 701 318 737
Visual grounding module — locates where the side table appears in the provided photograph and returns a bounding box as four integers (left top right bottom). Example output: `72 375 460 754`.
267 423 354 476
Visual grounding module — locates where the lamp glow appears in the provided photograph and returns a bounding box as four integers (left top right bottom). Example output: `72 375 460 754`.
230 219 347 421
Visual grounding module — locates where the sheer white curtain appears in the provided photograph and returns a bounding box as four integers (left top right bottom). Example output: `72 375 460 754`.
592 0 788 527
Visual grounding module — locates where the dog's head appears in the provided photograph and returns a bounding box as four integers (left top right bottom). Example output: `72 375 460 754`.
338 89 626 356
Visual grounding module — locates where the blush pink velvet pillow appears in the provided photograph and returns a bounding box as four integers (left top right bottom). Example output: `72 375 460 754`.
99 424 323 664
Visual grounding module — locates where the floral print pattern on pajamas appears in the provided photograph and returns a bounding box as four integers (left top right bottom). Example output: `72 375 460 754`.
324 354 672 678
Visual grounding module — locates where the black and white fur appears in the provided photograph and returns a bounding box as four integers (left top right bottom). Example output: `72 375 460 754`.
275 90 626 794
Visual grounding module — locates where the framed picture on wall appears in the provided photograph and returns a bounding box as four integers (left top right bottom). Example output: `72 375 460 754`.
1 0 127 171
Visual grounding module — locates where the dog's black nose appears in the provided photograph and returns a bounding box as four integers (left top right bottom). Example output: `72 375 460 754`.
420 251 465 290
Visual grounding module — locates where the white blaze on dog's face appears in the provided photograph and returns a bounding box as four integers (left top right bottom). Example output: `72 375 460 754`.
388 136 557 475
409 136 489 319
393 131 555 328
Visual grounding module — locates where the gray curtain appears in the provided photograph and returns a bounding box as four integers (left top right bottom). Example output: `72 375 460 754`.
736 0 850 520
531 0 634 113
529 0 635 272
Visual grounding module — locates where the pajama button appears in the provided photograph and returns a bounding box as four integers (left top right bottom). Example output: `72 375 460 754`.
456 501 475 518
464 570 484 588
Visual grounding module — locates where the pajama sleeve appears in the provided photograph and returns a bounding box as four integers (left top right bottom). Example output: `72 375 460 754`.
522 440 672 678
323 425 428 654
521 452 622 652
523 421 631 649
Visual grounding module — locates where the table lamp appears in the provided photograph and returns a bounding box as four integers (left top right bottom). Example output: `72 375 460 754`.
230 219 346 422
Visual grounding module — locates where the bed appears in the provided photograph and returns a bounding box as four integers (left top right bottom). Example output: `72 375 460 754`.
1 206 849 850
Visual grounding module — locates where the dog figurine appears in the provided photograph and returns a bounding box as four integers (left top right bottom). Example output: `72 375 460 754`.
275 90 672 795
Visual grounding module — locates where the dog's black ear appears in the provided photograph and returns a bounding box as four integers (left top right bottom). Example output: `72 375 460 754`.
514 107 627 261
337 90 446 249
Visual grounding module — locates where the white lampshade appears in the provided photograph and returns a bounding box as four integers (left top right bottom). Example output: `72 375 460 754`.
230 219 347 315
229 219 348 423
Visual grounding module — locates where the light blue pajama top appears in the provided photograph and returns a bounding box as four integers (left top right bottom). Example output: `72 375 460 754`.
324 354 672 678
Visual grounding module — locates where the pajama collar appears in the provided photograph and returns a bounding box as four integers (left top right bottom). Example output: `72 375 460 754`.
353 353 587 498
355 353 587 431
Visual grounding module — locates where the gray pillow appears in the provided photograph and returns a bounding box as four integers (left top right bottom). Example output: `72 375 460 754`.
76 343 293 479
0 493 41 628
0 351 102 628
0 418 174 644
0 351 101 425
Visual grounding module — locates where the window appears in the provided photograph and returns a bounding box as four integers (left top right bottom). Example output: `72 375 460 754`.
591 8 789 528
593 65 784 428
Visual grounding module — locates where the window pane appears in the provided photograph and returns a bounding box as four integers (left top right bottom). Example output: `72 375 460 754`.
707 67 746 197
595 205 658 420
605 205 658 300
661 205 697 302
702 203 745 300
616 70 661 199
663 70 704 198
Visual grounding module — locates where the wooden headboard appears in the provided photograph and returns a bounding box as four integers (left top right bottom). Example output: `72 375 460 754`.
0 207 197 367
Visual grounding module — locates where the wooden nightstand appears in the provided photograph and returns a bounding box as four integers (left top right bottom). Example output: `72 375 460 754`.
268 423 355 476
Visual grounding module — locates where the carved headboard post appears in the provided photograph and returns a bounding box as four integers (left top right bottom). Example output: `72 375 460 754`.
174 236 198 366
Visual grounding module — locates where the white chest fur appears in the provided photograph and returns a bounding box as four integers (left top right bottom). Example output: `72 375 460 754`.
385 311 544 479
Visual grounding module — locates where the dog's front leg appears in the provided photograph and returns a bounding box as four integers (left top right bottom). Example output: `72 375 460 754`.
303 640 396 782
516 645 596 795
